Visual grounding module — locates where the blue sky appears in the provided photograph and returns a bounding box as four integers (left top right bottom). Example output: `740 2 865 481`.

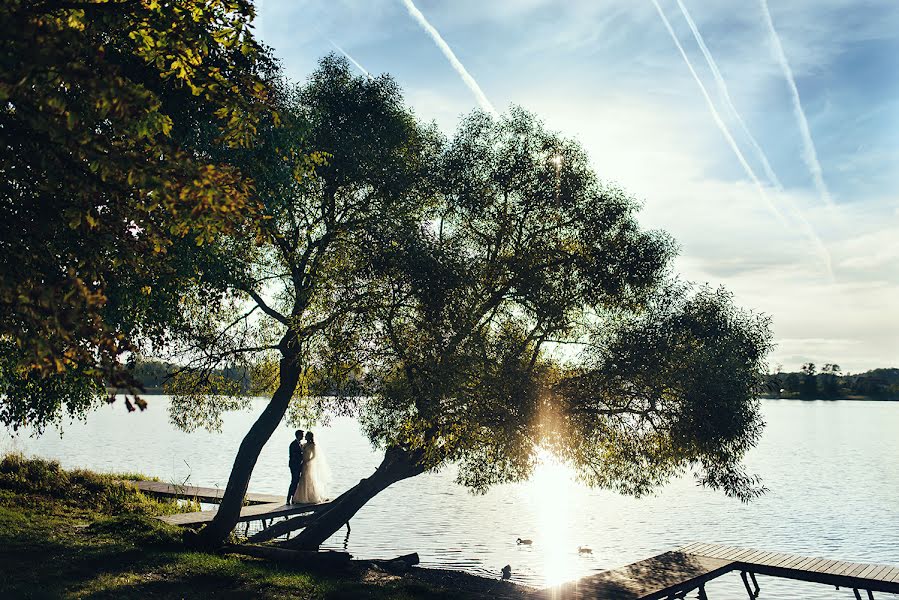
254 0 898 372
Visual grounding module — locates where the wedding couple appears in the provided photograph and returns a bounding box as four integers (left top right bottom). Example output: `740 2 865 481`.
287 429 327 505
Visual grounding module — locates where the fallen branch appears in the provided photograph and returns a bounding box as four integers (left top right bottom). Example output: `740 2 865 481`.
223 543 351 568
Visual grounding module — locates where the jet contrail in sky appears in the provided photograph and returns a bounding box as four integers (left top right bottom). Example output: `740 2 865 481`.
650 0 832 277
400 0 497 115
674 0 782 191
759 0 834 207
329 40 371 78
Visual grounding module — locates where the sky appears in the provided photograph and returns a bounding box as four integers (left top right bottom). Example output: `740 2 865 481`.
253 0 898 373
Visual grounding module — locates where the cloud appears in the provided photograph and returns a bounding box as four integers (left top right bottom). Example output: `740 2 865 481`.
399 0 497 115
648 0 833 279
674 0 782 191
759 0 835 207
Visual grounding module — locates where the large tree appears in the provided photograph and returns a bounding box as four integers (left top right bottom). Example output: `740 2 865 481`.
274 108 772 550
163 55 441 546
0 0 275 429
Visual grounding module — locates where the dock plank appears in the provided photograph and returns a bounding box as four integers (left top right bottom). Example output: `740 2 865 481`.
128 480 283 505
158 500 330 527
539 551 733 600
539 543 899 599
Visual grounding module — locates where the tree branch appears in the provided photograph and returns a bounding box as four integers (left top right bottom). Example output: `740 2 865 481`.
242 288 289 326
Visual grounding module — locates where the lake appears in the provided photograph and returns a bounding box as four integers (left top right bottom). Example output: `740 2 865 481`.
3 398 897 598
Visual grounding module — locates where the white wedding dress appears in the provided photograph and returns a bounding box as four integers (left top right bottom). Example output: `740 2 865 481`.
292 442 327 504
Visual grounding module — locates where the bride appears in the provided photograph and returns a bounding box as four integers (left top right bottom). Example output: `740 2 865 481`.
292 431 327 504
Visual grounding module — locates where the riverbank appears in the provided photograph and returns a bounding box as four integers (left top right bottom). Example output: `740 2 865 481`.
0 454 531 599
758 394 899 401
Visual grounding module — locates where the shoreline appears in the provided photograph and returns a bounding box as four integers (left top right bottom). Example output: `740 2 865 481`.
0 454 537 598
124 390 899 402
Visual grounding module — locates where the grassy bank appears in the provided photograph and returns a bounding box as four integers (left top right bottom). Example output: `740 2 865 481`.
0 454 529 599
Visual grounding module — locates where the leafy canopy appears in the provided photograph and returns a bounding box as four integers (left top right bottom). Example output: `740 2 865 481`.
165 55 441 430
0 0 277 429
359 109 772 500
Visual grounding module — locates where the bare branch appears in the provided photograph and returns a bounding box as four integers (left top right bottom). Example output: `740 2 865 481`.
242 288 289 326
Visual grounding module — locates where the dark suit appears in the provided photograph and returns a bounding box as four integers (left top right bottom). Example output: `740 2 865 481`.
287 439 303 503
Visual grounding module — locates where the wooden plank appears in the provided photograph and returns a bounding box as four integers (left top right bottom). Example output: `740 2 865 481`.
876 567 899 581
858 564 879 578
761 552 792 567
538 551 734 600
716 546 746 560
127 480 283 505
812 559 838 573
733 550 767 564
765 552 794 567
539 543 899 599
754 552 788 566
821 560 848 574
688 543 717 557
868 565 890 579
776 554 806 570
803 557 828 571
158 500 330 527
793 556 819 570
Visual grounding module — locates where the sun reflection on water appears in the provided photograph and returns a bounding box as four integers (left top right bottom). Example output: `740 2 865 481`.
522 448 585 587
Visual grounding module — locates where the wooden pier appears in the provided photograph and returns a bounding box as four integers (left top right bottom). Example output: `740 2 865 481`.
127 480 283 505
539 542 899 599
127 480 329 528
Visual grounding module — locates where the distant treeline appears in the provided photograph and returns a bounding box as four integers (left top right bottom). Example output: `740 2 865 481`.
764 364 899 400
126 359 251 394
122 358 364 396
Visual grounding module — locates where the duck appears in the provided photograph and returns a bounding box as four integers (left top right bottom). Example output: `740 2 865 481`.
516 538 533 545
501 565 512 580
578 546 592 554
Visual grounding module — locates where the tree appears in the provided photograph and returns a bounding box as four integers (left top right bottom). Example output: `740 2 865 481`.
799 362 818 399
0 0 275 428
278 108 772 550
819 363 841 399
163 55 441 546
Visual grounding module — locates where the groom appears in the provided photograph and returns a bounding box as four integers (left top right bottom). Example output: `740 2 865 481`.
287 429 304 504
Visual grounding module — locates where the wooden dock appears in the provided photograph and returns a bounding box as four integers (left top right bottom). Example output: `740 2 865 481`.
157 501 329 527
538 542 899 599
127 480 283 505
127 480 329 527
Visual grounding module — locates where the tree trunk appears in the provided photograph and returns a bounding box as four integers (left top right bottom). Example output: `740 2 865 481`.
192 350 301 548
282 446 425 550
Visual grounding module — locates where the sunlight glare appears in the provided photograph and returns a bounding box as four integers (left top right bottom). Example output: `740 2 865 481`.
523 448 582 586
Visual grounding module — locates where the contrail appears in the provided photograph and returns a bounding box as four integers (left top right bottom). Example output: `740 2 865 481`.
329 40 371 78
649 0 783 223
650 0 833 277
674 0 782 190
400 0 497 115
759 0 834 207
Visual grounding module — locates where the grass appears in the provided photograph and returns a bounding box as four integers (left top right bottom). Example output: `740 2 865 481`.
0 453 519 599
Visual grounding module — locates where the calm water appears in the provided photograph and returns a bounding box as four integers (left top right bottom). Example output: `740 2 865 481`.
3 398 898 598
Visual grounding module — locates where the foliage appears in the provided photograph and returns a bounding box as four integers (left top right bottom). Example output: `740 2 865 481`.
357 108 770 501
166 54 440 429
0 457 492 599
767 365 899 400
0 0 277 424
0 453 186 515
0 339 106 432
